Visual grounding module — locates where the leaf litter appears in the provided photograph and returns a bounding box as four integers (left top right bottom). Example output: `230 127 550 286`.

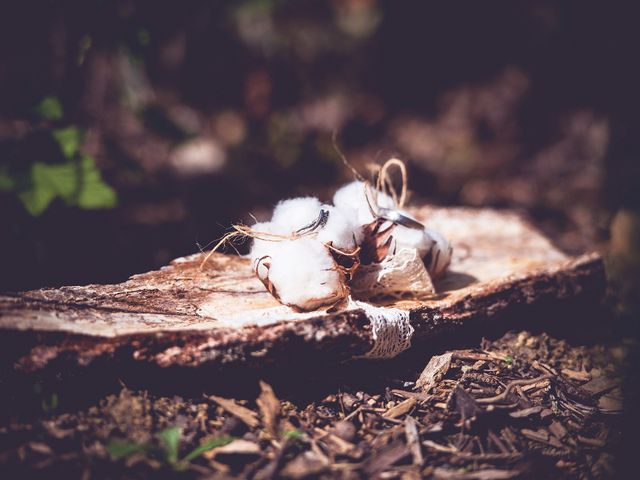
0 331 625 479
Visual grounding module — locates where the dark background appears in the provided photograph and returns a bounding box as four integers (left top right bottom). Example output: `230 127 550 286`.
1 0 638 317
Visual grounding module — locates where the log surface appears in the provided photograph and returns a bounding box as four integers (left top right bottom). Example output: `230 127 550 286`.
0 207 605 372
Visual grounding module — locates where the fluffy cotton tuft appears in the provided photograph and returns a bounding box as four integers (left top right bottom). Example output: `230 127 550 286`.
316 204 361 251
271 197 322 234
267 238 346 310
332 181 395 226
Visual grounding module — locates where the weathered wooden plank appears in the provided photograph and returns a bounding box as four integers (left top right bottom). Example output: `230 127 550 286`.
0 207 605 372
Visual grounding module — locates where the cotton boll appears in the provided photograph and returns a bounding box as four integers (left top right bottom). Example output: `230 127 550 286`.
267 238 347 310
424 228 453 278
316 205 361 251
332 181 395 226
271 197 322 233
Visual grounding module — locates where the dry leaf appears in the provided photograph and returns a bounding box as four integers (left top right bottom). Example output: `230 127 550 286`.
210 395 259 429
257 380 281 437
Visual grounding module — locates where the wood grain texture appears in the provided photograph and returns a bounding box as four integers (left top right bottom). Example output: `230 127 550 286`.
0 207 605 372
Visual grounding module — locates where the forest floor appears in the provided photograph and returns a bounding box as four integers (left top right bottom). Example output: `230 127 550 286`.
0 330 629 479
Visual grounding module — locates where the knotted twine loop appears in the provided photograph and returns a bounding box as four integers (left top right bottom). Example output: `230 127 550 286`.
349 299 414 358
376 158 408 209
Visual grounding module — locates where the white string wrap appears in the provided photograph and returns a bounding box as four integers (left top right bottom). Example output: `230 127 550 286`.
350 299 414 359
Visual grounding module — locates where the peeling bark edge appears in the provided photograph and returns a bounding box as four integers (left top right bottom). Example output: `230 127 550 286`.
409 252 605 339
0 253 604 373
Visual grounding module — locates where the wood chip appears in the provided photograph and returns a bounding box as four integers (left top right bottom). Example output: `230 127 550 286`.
281 451 329 479
416 352 453 392
451 385 479 423
520 428 549 443
383 398 416 419
577 435 606 447
203 439 261 459
363 441 409 476
581 376 620 395
549 420 567 440
314 428 358 456
509 406 543 418
561 368 591 383
405 416 423 465
433 467 521 479
423 440 456 453
598 393 623 413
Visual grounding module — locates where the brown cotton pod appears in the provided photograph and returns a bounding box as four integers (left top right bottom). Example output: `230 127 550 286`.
359 219 397 264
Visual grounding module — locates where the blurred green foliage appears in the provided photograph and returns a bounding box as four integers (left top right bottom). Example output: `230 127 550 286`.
34 96 63 121
18 154 117 216
107 426 234 470
3 98 117 216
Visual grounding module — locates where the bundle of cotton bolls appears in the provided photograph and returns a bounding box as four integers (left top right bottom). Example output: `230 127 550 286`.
245 177 453 310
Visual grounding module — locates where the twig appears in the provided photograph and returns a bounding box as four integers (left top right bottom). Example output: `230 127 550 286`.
476 374 554 404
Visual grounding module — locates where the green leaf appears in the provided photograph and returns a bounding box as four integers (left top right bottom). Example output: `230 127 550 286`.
76 155 117 209
159 427 181 465
19 179 56 216
35 96 63 121
52 127 82 159
37 161 77 200
107 440 153 460
178 436 234 468
282 429 304 440
18 161 74 215
17 157 116 216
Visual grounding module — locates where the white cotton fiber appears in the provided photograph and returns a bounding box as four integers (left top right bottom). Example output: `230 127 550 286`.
271 197 322 233
332 181 395 226
267 238 347 310
316 204 361 251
